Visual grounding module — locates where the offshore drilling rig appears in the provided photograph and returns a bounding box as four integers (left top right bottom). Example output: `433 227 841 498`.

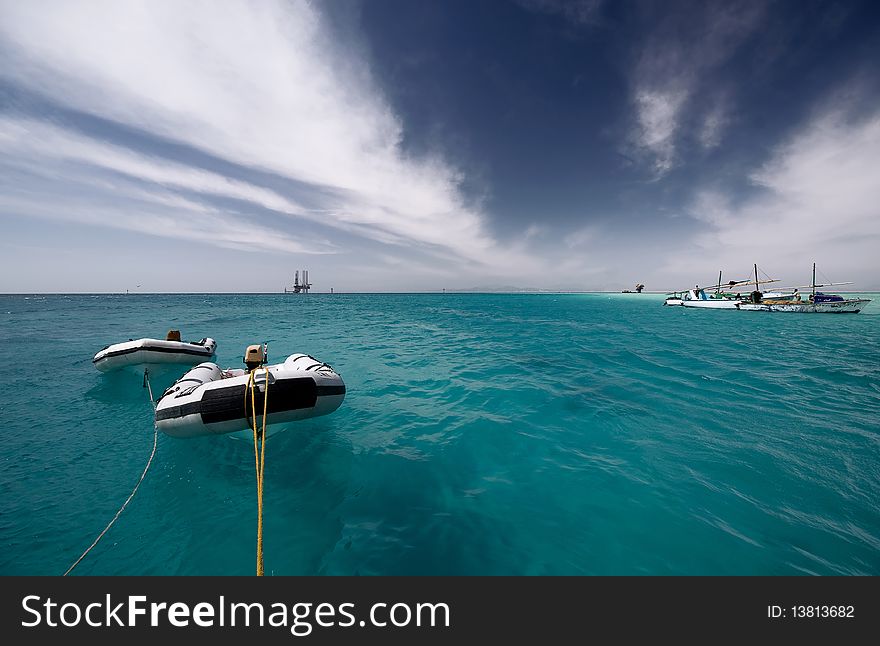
284 269 312 294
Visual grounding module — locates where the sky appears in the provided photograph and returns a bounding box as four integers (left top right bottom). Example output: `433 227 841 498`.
1 0 879 292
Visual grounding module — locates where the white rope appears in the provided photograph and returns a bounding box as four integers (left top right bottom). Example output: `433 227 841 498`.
144 368 155 404
63 370 159 576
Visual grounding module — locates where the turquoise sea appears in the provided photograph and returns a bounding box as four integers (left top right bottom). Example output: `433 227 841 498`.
1 293 878 575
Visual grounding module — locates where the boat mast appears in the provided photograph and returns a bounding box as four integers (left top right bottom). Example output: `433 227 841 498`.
754 264 759 293
717 270 722 294
812 262 816 297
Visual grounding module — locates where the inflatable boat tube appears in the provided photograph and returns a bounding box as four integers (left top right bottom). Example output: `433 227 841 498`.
93 337 217 373
155 354 346 438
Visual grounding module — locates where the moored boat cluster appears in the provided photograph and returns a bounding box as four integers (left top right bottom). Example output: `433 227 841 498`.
664 263 871 314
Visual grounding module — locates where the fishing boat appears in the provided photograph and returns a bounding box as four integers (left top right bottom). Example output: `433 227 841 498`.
155 346 346 438
93 331 217 373
680 288 741 309
664 291 686 306
737 264 871 313
679 264 796 310
669 271 776 309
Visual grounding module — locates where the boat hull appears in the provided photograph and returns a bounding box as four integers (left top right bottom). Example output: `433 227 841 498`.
681 299 741 309
737 299 870 313
93 338 217 372
155 354 346 438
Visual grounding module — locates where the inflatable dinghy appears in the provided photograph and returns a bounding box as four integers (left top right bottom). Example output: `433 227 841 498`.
155 353 346 438
93 333 217 373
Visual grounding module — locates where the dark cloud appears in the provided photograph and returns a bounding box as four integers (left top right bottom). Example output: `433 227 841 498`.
1 0 879 290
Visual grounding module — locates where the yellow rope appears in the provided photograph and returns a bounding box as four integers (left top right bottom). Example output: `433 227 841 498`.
245 367 270 576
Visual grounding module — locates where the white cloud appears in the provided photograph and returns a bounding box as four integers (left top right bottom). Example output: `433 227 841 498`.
0 117 312 214
0 0 513 271
670 105 880 286
564 224 602 249
633 89 688 175
699 101 729 150
629 1 764 175
688 190 732 227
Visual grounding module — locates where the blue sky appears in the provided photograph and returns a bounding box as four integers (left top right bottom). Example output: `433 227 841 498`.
1 0 879 292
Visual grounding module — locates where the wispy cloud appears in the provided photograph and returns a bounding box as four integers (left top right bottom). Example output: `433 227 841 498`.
687 190 733 227
0 133 327 256
671 98 880 285
698 99 730 150
564 224 602 249
632 88 687 175
628 0 764 175
0 0 511 272
1 1 875 293
0 117 315 217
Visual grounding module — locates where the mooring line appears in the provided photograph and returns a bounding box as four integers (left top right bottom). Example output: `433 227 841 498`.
246 366 270 576
63 369 159 576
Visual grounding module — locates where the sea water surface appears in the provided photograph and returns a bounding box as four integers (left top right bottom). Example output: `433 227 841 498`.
0 293 878 575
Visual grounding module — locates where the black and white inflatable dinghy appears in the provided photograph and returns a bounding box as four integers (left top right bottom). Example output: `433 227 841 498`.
93 331 217 373
155 352 346 438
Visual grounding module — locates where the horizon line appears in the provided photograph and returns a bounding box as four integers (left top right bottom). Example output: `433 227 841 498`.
3 290 878 296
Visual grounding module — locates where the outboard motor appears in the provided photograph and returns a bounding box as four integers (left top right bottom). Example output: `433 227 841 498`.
244 343 268 371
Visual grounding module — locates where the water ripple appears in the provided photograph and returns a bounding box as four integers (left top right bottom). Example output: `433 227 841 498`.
0 293 878 574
